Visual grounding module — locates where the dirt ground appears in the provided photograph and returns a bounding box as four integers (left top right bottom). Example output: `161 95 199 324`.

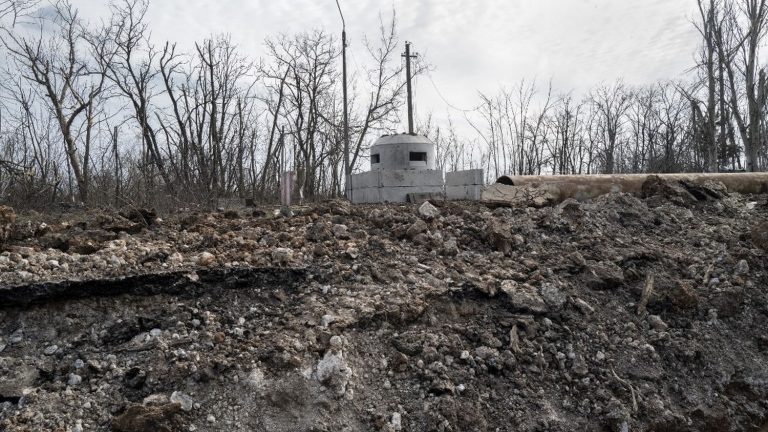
1 180 768 431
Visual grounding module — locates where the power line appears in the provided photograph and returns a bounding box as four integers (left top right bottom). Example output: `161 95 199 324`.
425 69 483 114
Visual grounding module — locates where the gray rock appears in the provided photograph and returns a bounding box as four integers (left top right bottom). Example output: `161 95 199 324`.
345 246 359 259
9 329 22 344
170 391 194 412
245 368 266 392
390 412 403 431
418 201 440 220
584 261 624 290
271 248 294 265
501 280 548 314
67 373 82 386
479 331 503 349
572 297 595 315
647 315 668 331
474 346 500 360
43 345 58 356
571 354 589 376
315 348 351 397
406 220 429 239
196 251 216 267
332 224 350 239
540 283 566 311
142 393 169 406
735 259 750 276
441 238 459 256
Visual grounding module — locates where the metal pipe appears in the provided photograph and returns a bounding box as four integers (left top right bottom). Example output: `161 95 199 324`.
496 173 768 200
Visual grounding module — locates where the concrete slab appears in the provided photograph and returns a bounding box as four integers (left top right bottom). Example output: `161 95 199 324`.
379 170 443 187
378 185 444 203
446 185 483 201
446 169 484 186
349 172 381 189
349 187 381 204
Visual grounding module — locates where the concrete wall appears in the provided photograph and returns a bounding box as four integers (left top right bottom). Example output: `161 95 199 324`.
349 168 485 204
445 169 484 201
349 170 443 204
370 134 437 171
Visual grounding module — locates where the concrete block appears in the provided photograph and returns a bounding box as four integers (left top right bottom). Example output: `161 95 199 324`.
379 170 443 187
379 186 444 203
446 185 483 201
446 169 484 186
349 171 381 189
350 187 381 204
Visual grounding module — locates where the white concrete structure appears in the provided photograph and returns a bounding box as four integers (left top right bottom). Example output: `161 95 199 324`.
446 169 484 201
349 133 483 204
369 134 437 171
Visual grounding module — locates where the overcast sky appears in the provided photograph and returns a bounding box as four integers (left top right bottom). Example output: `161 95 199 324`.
71 0 702 124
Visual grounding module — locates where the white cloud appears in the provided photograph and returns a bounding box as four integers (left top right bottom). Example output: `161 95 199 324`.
68 0 701 116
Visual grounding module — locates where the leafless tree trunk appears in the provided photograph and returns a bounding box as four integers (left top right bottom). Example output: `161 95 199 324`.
1 0 108 202
590 80 632 174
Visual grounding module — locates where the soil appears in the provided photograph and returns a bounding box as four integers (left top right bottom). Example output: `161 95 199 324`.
1 182 768 431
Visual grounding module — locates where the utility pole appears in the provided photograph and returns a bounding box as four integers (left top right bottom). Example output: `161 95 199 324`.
402 41 418 135
335 0 350 198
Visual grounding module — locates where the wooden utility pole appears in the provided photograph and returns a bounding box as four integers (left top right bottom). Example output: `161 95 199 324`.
336 0 350 198
402 42 418 135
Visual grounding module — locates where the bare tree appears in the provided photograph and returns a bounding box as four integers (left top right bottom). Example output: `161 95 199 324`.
348 12 414 170
695 0 721 172
99 0 174 198
0 0 38 25
589 80 632 174
1 0 108 202
714 0 768 171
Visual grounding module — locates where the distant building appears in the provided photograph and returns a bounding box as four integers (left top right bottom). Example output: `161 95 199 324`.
348 133 483 204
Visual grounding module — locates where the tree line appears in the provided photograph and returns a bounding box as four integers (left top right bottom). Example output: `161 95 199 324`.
432 0 768 181
0 0 766 209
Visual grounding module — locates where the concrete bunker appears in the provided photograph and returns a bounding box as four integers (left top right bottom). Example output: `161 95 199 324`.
348 133 483 204
345 41 484 204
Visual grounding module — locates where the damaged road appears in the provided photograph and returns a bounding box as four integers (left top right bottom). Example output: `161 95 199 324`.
1 180 768 431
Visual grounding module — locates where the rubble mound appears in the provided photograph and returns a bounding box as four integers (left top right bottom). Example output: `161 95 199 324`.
641 174 728 206
1 191 768 431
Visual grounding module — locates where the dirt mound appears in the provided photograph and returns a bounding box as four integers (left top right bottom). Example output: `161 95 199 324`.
1 193 768 431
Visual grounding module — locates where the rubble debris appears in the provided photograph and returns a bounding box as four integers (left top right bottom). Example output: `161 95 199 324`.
751 221 768 251
642 175 729 206
111 403 181 432
0 191 766 432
